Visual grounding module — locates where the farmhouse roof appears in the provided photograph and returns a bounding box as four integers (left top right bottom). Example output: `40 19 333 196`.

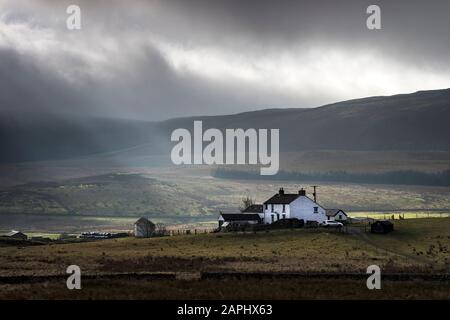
242 204 263 213
220 213 262 222
325 209 347 217
134 217 155 226
263 193 300 204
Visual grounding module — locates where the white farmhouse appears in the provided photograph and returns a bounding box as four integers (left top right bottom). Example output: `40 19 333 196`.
262 188 327 224
217 187 348 229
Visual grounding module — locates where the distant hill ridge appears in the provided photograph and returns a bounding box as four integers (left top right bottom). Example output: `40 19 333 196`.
1 88 450 162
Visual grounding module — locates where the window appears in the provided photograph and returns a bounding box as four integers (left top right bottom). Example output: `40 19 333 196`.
265 204 268 210
271 215 274 222
313 207 318 213
282 204 286 213
271 204 274 212
339 215 342 220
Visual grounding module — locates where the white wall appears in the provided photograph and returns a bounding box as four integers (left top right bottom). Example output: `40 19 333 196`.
263 196 328 224
289 196 327 223
134 223 154 237
263 203 290 224
263 196 327 224
327 211 348 221
336 211 348 221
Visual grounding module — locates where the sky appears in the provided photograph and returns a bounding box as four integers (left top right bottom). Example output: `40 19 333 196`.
1 0 450 120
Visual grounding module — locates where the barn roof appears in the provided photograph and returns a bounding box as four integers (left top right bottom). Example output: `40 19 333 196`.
325 209 347 217
5 231 27 237
242 204 263 213
134 217 155 226
220 213 261 222
263 193 300 204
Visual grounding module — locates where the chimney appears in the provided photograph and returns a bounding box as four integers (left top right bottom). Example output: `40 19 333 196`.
298 188 306 196
311 185 318 202
279 187 284 195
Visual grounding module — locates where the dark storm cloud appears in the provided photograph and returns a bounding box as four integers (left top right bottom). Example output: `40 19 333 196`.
0 47 89 113
167 0 450 70
0 42 302 119
1 0 450 120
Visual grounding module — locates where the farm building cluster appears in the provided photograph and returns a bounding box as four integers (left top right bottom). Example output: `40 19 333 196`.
0 187 396 241
218 187 348 229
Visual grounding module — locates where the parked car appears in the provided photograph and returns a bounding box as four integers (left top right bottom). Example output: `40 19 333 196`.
320 220 343 228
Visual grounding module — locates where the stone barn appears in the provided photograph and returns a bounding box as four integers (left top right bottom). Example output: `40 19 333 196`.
134 217 155 238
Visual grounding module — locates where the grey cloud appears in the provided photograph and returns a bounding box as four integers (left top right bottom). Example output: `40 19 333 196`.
0 43 308 120
0 47 89 114
1 0 450 120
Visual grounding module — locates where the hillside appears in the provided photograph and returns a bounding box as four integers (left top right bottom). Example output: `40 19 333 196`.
1 88 450 163
159 88 450 151
0 112 165 163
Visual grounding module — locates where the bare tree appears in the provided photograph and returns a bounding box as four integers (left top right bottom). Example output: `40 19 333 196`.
240 196 255 212
154 223 167 236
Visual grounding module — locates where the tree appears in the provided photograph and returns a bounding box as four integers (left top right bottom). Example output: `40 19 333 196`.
240 196 254 212
154 223 167 236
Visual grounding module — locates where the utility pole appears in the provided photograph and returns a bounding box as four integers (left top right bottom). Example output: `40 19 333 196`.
310 185 318 203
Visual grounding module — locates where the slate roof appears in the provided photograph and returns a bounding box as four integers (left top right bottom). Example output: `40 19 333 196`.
6 231 26 237
242 204 263 213
220 213 262 222
263 193 300 204
325 209 347 217
134 217 155 226
5 231 27 239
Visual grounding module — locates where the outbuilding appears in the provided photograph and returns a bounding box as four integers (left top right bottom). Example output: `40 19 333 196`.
6 230 28 240
325 209 348 222
371 220 394 234
218 212 262 229
134 217 156 238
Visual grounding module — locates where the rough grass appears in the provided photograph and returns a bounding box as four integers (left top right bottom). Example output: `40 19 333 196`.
1 218 449 299
2 219 449 276
1 278 449 300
